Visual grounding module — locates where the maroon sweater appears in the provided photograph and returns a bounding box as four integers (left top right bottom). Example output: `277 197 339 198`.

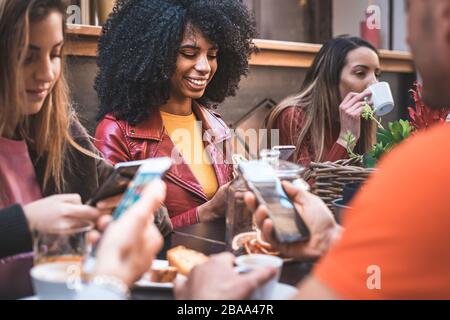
272 106 349 167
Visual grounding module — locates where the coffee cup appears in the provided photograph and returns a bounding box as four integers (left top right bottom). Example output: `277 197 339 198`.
235 254 283 300
30 262 83 300
368 82 395 116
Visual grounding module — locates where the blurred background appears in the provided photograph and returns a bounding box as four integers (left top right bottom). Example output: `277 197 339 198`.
66 0 415 158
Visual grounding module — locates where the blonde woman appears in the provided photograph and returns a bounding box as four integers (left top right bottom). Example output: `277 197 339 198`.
266 36 379 166
0 0 113 299
0 0 170 299
0 0 115 206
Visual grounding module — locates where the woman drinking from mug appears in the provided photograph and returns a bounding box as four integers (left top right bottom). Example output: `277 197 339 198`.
266 36 380 166
94 0 257 228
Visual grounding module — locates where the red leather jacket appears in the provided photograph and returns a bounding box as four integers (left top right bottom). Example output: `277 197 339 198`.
94 103 234 229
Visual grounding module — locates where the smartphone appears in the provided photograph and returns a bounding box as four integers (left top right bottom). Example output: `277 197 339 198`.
112 157 172 220
83 157 172 275
86 159 157 206
273 145 296 161
238 160 310 243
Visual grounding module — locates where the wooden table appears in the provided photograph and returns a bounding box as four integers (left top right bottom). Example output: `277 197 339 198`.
132 219 314 300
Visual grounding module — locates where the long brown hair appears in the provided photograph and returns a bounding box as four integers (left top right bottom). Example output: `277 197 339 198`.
266 36 377 163
0 0 96 191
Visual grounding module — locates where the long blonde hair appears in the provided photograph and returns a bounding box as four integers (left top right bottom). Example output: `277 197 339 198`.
266 36 377 163
0 0 96 191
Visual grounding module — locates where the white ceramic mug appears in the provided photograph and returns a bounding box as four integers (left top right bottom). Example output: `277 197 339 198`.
368 82 395 116
235 254 283 300
30 262 83 300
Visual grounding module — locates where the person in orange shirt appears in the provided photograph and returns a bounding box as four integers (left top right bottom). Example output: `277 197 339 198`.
175 0 450 300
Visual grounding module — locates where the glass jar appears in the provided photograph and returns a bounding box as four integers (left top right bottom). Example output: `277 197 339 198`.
260 149 281 167
261 149 306 184
225 175 254 250
225 149 308 251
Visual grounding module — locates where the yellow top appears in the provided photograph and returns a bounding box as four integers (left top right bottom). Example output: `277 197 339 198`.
160 111 219 199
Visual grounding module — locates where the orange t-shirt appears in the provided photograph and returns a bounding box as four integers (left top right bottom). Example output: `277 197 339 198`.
314 124 450 299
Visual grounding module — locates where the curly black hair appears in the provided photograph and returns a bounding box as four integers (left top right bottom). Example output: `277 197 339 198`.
95 0 257 125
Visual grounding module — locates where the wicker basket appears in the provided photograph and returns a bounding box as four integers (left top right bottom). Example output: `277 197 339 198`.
303 158 375 211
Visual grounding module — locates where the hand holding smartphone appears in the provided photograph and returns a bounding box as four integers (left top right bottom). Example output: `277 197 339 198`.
83 157 172 275
112 157 172 220
86 159 159 207
238 160 310 243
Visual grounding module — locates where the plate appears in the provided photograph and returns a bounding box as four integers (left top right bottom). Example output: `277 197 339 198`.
232 232 293 262
134 260 185 289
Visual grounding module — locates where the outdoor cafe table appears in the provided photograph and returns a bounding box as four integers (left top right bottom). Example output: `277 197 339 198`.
131 219 315 300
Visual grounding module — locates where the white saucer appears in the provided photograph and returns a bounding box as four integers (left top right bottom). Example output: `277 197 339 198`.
23 283 298 300
21 296 38 300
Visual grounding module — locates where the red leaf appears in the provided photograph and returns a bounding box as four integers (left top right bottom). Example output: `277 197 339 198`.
408 81 450 130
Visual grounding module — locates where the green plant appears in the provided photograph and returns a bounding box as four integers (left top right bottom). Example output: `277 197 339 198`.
344 101 414 168
343 131 364 163
365 119 413 167
344 82 448 168
361 101 384 129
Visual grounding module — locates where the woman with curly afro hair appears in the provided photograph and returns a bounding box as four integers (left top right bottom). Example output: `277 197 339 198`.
95 0 257 229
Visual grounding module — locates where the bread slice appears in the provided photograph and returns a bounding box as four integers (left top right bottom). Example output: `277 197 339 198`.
150 266 178 283
167 246 209 276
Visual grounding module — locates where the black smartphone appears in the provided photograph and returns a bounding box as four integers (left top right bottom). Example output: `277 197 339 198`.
273 145 296 161
86 159 163 206
238 160 310 243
